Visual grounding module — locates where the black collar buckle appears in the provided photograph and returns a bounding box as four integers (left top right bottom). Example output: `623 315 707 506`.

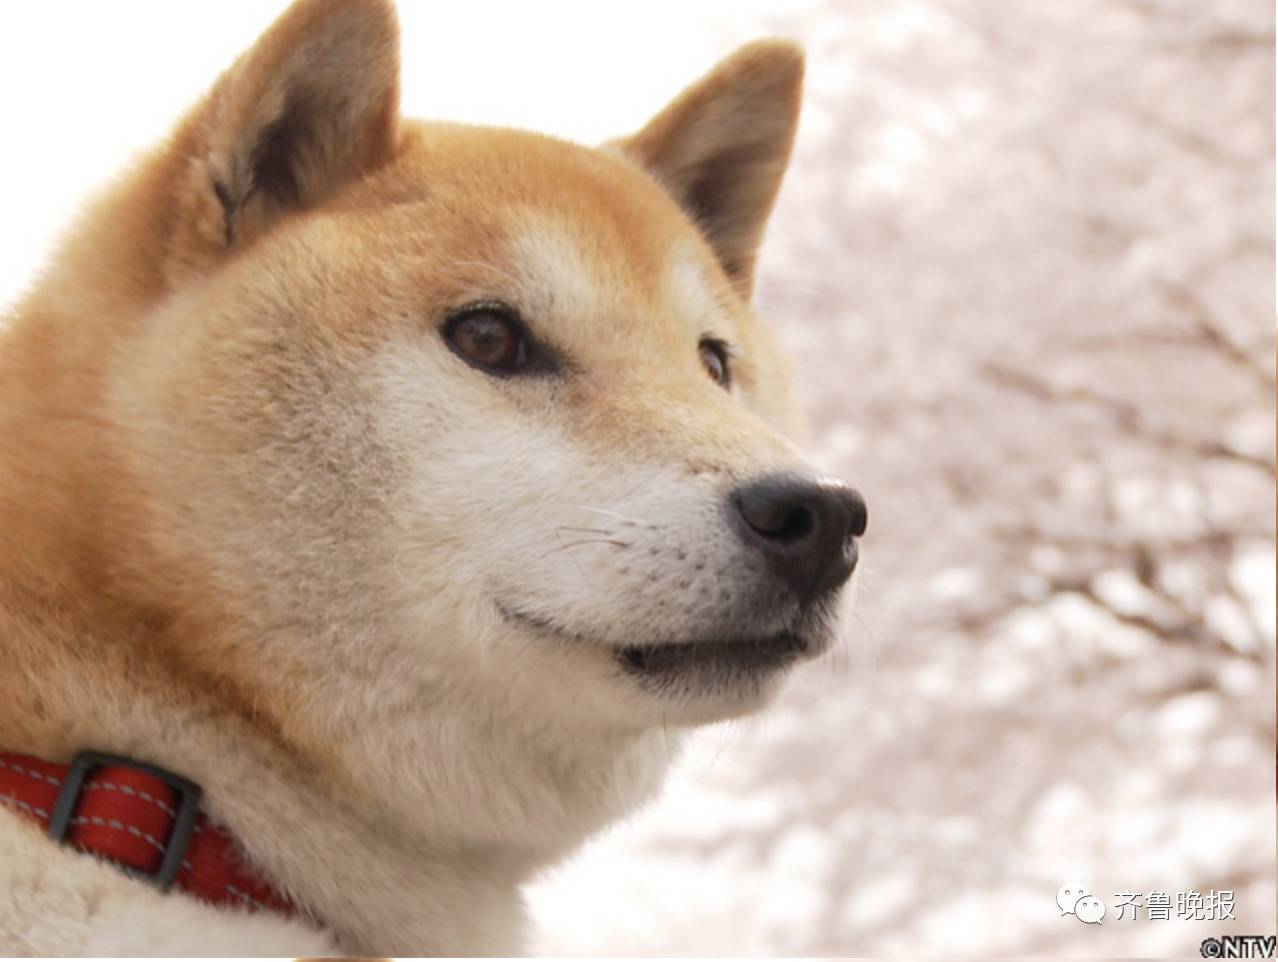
48 749 203 892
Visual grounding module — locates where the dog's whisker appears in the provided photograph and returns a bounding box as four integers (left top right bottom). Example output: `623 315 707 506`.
554 525 615 536
537 537 632 560
566 505 659 529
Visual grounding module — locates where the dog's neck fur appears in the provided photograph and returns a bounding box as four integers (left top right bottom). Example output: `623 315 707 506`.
0 147 672 955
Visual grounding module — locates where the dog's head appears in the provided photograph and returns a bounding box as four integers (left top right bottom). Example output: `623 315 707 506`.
110 0 865 731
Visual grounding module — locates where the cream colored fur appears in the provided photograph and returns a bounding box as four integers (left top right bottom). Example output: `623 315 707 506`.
0 809 339 954
0 0 831 953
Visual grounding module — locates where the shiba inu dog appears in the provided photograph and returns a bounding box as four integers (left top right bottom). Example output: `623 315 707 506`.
0 0 865 953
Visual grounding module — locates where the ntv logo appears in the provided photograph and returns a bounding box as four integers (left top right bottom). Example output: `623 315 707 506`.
1199 935 1277 959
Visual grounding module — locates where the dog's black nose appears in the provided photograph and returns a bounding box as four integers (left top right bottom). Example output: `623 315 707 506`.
731 472 866 601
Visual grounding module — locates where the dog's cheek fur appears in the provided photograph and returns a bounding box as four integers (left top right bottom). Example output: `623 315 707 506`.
112 251 395 616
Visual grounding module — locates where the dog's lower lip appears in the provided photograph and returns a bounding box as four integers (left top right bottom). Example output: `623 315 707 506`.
618 633 808 674
497 601 813 674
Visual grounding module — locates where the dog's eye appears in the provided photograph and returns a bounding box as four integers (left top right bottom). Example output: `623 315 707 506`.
699 338 732 389
444 306 529 373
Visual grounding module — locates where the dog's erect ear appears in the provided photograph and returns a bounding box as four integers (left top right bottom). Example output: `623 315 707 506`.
168 0 400 277
613 41 803 298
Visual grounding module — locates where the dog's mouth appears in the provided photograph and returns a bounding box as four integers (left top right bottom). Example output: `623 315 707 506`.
616 633 808 676
496 600 815 681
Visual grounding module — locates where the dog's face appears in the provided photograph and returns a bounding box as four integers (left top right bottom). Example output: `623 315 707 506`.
114 0 864 731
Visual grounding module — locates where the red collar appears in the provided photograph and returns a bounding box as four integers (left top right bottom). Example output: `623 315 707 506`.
0 749 296 917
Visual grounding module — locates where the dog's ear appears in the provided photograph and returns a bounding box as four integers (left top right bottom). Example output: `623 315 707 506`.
167 0 400 278
613 41 803 299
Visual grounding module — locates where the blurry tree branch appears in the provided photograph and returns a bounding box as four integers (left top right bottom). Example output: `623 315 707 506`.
980 361 1275 474
1155 280 1276 392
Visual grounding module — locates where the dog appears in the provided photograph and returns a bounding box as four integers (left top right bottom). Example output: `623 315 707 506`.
0 0 866 953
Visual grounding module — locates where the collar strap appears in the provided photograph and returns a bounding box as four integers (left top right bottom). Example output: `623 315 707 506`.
0 749 295 917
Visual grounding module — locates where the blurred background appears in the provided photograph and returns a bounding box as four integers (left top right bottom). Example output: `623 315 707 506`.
2 1 1273 955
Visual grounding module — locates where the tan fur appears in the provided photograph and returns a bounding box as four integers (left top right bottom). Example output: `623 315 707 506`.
0 0 827 953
